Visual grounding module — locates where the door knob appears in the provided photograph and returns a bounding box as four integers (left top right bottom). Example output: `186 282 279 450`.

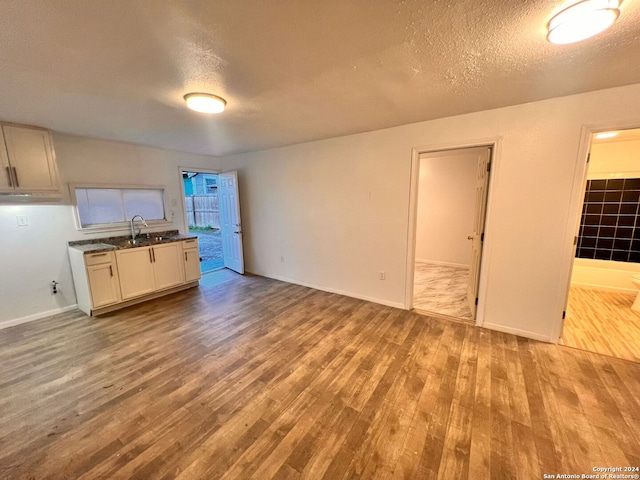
467 236 473 240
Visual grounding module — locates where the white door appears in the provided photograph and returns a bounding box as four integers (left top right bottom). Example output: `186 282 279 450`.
467 147 492 318
218 171 245 274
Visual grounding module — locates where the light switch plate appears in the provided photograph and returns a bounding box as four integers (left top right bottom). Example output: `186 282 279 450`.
16 215 29 226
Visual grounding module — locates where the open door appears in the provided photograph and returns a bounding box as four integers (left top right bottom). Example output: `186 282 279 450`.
467 147 492 317
218 171 245 274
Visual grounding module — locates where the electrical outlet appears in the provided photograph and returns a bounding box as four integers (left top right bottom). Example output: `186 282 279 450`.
379 271 386 280
16 215 29 226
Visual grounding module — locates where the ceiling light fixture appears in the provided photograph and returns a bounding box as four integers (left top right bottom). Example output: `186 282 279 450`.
184 93 226 114
594 131 619 139
547 0 621 45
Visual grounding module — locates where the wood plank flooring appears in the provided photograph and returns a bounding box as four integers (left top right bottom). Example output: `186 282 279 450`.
1 271 639 479
560 286 640 363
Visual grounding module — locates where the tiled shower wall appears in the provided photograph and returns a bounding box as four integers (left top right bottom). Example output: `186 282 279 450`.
576 178 640 263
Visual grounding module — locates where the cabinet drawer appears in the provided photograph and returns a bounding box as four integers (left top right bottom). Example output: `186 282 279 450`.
181 238 199 249
85 251 115 266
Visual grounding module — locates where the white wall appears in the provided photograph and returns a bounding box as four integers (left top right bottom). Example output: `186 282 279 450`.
219 83 640 342
0 134 219 328
415 150 478 266
571 258 640 292
571 137 640 291
589 139 640 178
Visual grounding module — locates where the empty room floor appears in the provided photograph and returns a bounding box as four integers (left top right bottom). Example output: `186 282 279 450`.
560 285 640 363
2 272 639 479
413 261 473 322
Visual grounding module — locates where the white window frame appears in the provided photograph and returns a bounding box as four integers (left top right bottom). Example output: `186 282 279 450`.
69 183 171 233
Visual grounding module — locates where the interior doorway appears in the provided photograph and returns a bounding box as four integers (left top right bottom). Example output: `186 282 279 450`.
560 127 640 363
409 146 492 323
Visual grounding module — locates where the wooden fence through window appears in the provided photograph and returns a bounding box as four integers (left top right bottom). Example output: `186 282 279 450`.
185 195 220 228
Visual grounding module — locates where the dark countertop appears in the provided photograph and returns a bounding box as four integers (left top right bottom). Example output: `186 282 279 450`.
68 230 198 254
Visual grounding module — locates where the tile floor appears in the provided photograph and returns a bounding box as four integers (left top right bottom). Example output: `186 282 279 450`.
413 261 473 322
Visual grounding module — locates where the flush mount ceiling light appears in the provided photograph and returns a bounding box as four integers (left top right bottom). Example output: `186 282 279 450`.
547 0 621 44
184 93 226 114
594 131 619 139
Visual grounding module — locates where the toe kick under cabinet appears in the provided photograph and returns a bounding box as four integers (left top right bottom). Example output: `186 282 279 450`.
69 238 201 316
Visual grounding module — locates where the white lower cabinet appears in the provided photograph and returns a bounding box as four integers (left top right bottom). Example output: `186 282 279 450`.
116 247 156 300
116 242 185 300
69 239 198 316
182 238 201 283
68 249 122 315
152 242 186 290
87 262 120 308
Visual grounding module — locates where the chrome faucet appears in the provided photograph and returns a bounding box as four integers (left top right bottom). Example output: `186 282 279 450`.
130 215 148 242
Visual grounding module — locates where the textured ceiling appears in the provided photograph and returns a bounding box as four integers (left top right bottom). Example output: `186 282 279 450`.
1 0 639 156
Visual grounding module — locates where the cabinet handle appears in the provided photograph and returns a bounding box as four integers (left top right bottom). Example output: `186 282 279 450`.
90 253 108 257
12 167 19 187
184 239 196 244
5 167 12 187
185 251 188 262
152 248 156 263
109 265 113 277
149 249 153 263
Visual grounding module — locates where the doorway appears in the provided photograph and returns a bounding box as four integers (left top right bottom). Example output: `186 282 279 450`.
182 170 224 274
408 145 492 323
560 127 640 363
179 169 245 275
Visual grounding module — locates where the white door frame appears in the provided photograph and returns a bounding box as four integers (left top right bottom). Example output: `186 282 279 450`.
177 166 221 234
405 137 502 327
552 120 640 343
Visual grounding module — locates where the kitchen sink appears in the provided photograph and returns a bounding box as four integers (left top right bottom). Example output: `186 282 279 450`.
119 236 170 247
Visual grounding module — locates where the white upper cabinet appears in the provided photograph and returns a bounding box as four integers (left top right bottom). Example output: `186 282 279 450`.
0 123 59 194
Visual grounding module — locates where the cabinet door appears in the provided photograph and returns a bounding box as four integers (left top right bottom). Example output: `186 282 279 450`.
152 242 185 290
116 248 155 300
0 129 12 192
184 248 201 282
87 263 120 308
2 125 58 191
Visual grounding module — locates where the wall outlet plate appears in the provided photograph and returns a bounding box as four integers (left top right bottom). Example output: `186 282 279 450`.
16 215 29 226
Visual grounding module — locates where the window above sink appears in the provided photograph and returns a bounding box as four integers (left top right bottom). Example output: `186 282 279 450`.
70 184 171 232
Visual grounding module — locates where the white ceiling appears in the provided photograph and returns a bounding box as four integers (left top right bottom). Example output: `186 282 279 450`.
1 0 640 157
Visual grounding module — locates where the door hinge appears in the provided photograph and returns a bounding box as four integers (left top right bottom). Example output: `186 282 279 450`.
487 162 491 172
480 232 485 242
475 297 479 306
562 310 566 320
573 236 578 246
586 152 591 163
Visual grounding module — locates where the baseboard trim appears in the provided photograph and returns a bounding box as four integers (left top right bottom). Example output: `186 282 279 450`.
251 272 405 309
415 258 470 269
482 322 552 343
0 304 79 331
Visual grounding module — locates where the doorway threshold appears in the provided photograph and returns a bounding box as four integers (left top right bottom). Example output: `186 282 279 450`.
413 308 475 326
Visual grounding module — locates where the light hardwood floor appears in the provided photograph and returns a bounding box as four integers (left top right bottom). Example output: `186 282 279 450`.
1 271 639 479
413 262 473 322
560 285 640 363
